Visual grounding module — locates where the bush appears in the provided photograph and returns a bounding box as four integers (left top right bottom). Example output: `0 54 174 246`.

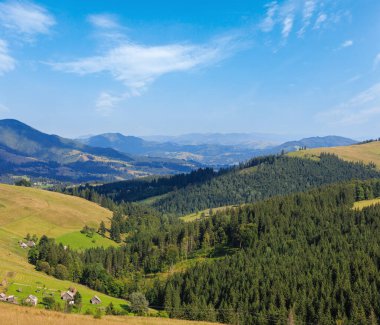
94 308 102 319
129 292 149 315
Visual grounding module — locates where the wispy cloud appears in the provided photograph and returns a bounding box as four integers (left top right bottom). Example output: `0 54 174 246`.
0 0 55 38
0 103 10 113
341 39 353 48
317 83 380 125
313 13 327 29
297 0 317 36
95 92 127 115
282 15 294 39
374 53 380 68
0 39 15 75
51 32 246 112
260 1 278 32
87 14 120 29
259 0 339 40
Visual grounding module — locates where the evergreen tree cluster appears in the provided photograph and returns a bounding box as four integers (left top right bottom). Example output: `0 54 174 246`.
152 154 380 214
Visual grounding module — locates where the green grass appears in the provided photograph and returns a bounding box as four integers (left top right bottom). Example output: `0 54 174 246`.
56 231 119 250
289 141 380 169
353 198 380 210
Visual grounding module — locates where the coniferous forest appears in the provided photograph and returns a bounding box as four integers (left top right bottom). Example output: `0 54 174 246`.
31 173 380 324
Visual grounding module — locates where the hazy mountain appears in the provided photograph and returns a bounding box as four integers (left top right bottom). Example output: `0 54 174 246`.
141 132 290 146
272 136 357 153
0 119 200 183
80 133 357 166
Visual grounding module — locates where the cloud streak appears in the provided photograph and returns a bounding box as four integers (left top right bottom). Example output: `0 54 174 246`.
0 39 15 75
374 53 380 68
0 0 55 38
51 32 245 111
317 83 380 126
87 14 120 29
260 0 331 40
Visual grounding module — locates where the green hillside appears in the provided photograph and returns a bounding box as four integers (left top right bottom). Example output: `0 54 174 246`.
0 184 126 313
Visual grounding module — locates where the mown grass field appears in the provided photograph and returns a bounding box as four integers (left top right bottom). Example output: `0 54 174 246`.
289 141 380 169
0 184 127 314
0 303 220 325
353 198 380 210
180 205 236 222
56 231 118 250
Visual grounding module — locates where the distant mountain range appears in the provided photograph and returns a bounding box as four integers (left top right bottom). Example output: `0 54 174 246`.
0 119 357 183
80 132 357 166
0 119 200 183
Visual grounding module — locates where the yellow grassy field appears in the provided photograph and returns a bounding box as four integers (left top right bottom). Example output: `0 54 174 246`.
0 303 220 325
0 183 112 238
289 141 380 169
353 198 380 210
180 205 237 222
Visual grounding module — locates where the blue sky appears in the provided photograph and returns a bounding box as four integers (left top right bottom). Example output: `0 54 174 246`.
0 0 379 139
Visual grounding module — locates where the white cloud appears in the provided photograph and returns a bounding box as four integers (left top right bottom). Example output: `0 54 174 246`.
0 0 55 38
0 39 15 75
298 0 317 36
259 0 338 40
51 33 244 111
314 13 327 29
374 53 380 68
95 92 127 115
317 83 380 125
282 15 294 39
260 1 278 32
341 39 353 48
87 14 120 29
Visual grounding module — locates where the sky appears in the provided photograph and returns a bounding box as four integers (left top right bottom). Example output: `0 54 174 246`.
0 0 379 139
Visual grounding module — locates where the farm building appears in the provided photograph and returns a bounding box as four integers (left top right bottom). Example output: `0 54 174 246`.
90 295 101 304
25 295 38 306
0 293 6 301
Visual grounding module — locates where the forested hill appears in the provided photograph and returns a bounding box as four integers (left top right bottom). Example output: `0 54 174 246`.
153 154 380 214
75 154 380 215
151 180 380 324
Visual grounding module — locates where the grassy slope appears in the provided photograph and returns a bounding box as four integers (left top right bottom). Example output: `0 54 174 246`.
0 184 126 313
0 303 220 325
289 141 380 168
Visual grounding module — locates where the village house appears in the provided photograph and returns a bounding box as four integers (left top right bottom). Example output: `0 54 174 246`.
19 242 28 249
0 293 6 301
90 295 101 305
61 290 75 301
7 295 16 303
25 294 38 306
26 240 36 248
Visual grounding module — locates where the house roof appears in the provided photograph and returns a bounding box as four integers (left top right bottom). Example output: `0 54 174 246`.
91 295 101 301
